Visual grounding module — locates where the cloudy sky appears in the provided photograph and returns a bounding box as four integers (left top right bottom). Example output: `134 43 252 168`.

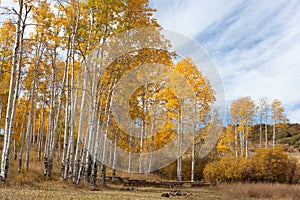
1 0 300 123
151 0 300 123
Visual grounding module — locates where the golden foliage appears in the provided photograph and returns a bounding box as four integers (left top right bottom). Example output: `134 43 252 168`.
204 146 298 184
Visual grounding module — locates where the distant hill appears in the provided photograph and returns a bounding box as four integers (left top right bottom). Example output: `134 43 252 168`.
250 123 300 150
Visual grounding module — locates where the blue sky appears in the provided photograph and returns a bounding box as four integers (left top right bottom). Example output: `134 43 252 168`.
1 0 300 123
151 0 300 123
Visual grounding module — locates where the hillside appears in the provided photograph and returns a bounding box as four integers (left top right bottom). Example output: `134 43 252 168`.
250 123 300 150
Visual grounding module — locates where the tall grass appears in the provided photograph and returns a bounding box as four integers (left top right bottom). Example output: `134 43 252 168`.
213 183 300 200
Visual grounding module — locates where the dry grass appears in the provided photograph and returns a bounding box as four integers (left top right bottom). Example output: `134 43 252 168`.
1 139 300 199
2 182 300 200
0 182 227 200
212 183 300 200
0 145 223 199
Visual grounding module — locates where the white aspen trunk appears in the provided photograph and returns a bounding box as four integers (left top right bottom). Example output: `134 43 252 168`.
2 40 22 175
0 101 2 128
83 17 99 185
240 130 244 157
18 112 27 172
57 122 62 161
84 75 99 184
143 86 149 175
60 91 69 179
88 36 107 185
44 44 68 177
265 113 268 148
101 100 113 185
97 124 104 162
111 129 120 182
25 65 38 171
78 126 90 184
0 0 25 179
60 38 70 180
139 89 146 174
139 121 144 173
47 51 68 177
64 108 74 182
108 141 113 167
128 132 132 173
36 120 41 160
101 131 108 185
44 64 56 176
37 100 46 162
191 106 196 182
3 14 26 174
84 115 96 184
245 136 248 158
148 113 156 174
13 121 18 160
24 32 42 171
13 138 17 160
101 84 115 185
67 47 77 183
32 98 37 144
25 88 34 171
177 123 181 181
259 111 262 147
272 122 276 149
234 124 238 157
64 0 80 182
191 138 195 182
177 99 183 182
91 117 103 186
191 137 195 182
65 135 73 181
65 86 78 181
245 125 249 159
0 5 22 179
73 63 89 184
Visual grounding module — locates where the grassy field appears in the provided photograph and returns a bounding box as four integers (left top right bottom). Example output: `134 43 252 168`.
0 181 224 200
210 183 300 200
1 181 300 199
0 136 299 199
0 151 298 200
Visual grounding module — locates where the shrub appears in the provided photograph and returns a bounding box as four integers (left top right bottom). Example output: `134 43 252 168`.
203 157 250 184
252 147 297 183
203 146 298 184
292 163 300 184
158 147 219 181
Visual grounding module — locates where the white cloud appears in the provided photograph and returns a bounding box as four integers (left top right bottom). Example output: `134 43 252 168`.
151 0 300 123
151 0 243 38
